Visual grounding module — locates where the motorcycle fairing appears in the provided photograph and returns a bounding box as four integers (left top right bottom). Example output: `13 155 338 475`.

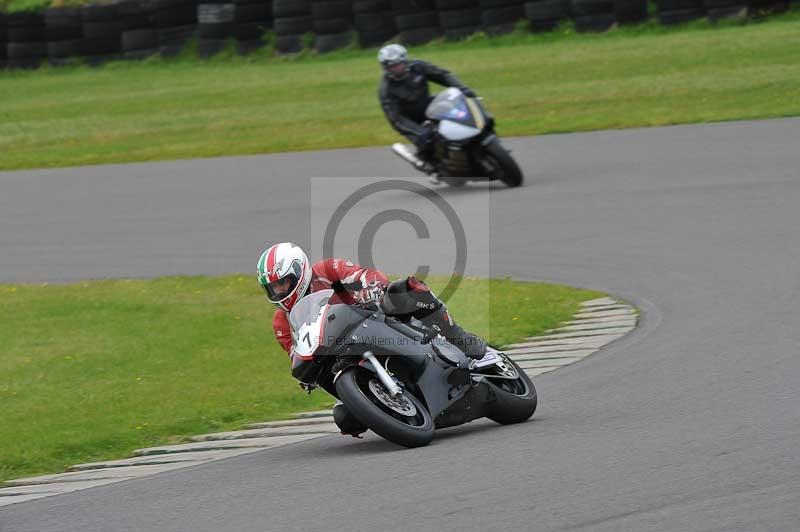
426 87 479 128
289 290 334 360
289 289 478 419
439 120 482 141
335 312 475 418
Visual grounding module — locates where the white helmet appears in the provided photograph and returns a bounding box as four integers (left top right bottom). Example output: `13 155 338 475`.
257 242 312 312
378 43 409 80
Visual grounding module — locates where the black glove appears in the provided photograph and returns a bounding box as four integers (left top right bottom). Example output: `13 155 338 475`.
460 87 476 98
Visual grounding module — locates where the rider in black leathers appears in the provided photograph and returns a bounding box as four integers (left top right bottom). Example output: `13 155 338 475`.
378 43 476 165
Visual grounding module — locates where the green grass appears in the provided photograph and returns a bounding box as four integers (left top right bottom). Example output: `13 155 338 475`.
0 275 602 482
1 12 799 170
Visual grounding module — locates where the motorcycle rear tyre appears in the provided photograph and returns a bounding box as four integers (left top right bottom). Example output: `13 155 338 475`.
486 356 538 424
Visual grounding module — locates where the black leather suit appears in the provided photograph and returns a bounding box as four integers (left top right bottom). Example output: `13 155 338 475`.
378 60 470 148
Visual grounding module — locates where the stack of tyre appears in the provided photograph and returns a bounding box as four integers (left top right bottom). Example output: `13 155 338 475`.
0 13 6 69
6 11 46 69
197 3 235 57
569 0 616 31
745 0 786 18
393 0 442 45
656 0 705 24
119 0 159 60
435 0 482 40
522 0 570 32
273 0 313 54
155 0 198 57
479 0 525 35
353 0 396 47
614 0 648 24
312 0 355 53
81 3 123 65
44 7 83 66
233 0 271 55
701 0 746 20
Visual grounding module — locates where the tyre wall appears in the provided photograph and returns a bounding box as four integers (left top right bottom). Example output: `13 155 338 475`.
0 0 793 69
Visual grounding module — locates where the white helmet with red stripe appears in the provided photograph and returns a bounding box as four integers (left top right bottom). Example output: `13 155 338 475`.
257 242 312 312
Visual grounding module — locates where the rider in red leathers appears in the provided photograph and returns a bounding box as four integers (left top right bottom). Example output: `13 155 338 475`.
270 256 389 355
257 242 487 436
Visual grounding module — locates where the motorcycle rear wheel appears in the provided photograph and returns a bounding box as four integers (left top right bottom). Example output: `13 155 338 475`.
483 355 538 424
336 367 435 448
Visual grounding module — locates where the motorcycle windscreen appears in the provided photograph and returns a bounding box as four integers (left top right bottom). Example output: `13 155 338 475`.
425 87 478 128
289 289 334 360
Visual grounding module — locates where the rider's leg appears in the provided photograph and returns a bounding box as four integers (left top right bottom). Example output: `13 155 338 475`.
417 304 487 360
382 277 487 360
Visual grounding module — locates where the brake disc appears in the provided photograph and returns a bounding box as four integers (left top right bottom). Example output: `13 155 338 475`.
368 378 417 417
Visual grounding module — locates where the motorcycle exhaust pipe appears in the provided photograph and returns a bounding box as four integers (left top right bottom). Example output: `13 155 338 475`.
392 143 426 171
362 351 402 397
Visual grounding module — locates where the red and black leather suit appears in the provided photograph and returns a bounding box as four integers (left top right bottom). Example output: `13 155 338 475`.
272 257 486 360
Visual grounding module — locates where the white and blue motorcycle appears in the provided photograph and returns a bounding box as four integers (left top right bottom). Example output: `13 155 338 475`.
392 87 524 188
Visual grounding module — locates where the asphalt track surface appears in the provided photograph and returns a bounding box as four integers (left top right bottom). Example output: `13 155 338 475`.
2 118 799 532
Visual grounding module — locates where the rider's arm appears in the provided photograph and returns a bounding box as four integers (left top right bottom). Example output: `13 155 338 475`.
272 309 293 354
416 60 468 90
379 81 428 141
312 258 389 304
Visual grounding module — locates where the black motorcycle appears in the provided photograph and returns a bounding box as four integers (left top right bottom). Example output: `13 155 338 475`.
289 289 537 447
392 87 524 188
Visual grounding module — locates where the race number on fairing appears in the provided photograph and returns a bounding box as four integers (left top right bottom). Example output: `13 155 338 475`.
290 290 333 359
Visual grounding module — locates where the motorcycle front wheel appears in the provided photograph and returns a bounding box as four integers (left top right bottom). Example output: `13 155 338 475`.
336 367 435 448
483 138 524 188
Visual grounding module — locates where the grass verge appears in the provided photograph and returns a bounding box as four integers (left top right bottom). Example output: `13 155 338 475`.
0 275 603 482
1 12 799 170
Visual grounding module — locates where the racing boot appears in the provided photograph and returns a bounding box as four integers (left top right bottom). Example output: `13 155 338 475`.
333 401 367 438
418 304 487 360
417 149 436 178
